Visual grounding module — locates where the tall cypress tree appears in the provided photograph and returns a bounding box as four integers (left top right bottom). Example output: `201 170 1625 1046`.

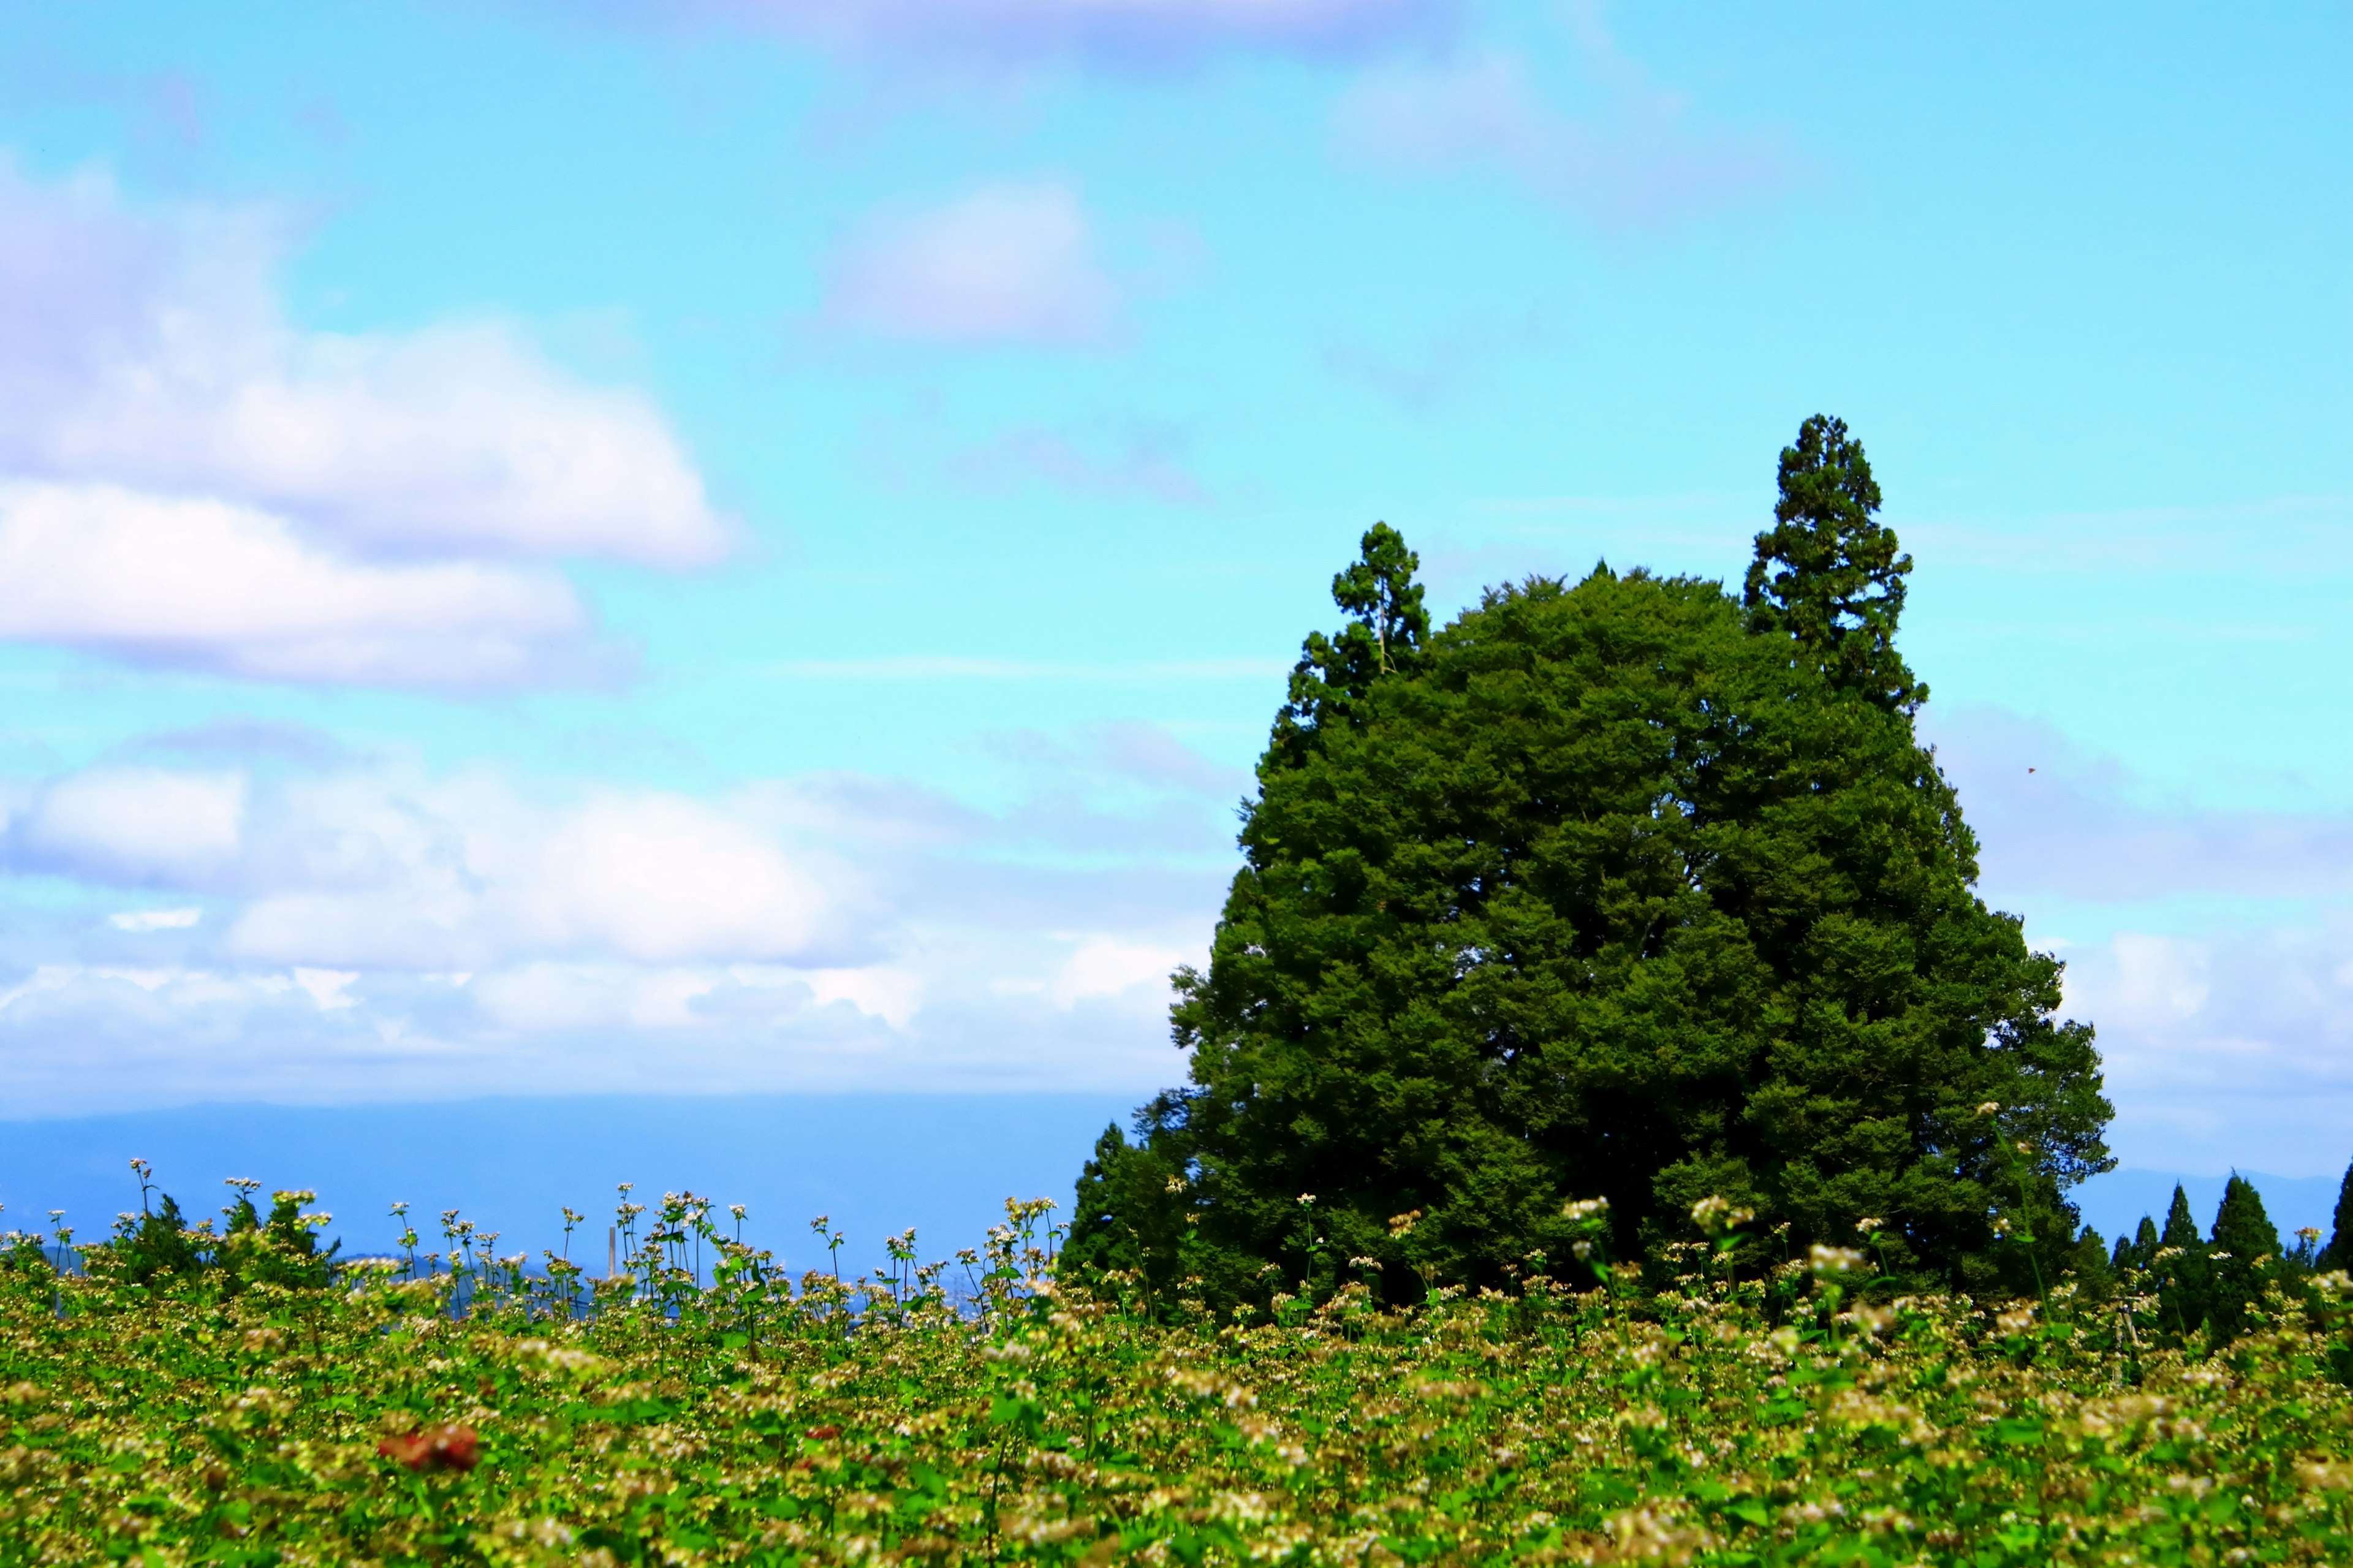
1066 419 2111 1304
2207 1174 2283 1343
1266 522 1428 771
1743 415 1924 714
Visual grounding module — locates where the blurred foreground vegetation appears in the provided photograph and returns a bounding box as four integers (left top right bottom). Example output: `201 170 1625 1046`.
7 1191 2353 1566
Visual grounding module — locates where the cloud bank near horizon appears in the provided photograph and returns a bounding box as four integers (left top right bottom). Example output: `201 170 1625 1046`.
1931 704 2353 1176
0 721 1236 1113
4 693 2352 1180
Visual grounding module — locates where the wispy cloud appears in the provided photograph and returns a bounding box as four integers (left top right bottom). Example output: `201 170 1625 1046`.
820 181 1121 347
0 157 726 689
1322 309 1548 413
1903 494 2353 581
577 0 1453 70
1930 704 2353 904
857 397 1216 507
1332 9 1787 226
942 425 1211 504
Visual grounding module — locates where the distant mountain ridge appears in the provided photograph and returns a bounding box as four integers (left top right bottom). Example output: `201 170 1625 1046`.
2 1097 2338 1270
0 1093 1138 1274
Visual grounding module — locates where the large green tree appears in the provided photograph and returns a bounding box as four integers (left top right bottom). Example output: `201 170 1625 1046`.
1067 417 2111 1305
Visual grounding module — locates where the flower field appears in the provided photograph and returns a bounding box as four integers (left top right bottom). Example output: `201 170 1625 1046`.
5 1192 2353 1566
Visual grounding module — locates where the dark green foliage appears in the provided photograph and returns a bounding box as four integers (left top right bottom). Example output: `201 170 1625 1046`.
2113 1215 2161 1273
220 1189 341 1292
2069 1226 2115 1302
1 1233 52 1274
2154 1184 2213 1339
1267 520 1429 772
1743 415 1923 714
1070 419 2112 1306
2323 1157 2353 1272
116 1194 205 1287
97 1177 341 1297
2207 1174 2283 1343
1066 1121 1191 1307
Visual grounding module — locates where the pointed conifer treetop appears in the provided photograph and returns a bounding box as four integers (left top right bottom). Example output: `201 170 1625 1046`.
1743 414 1925 713
2211 1174 2281 1260
1268 522 1429 767
2162 1184 2202 1249
2151 1182 2215 1339
2207 1173 2284 1343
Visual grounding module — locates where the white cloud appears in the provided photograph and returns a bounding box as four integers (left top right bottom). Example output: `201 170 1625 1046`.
0 161 726 567
0 964 168 1012
18 767 245 885
2059 921 2353 1177
0 157 726 689
1045 934 1185 1006
107 907 202 932
472 961 725 1032
2102 933 2211 1024
291 967 359 1011
536 795 831 963
797 965 923 1026
0 483 601 689
7 761 848 969
208 780 844 972
822 182 1119 346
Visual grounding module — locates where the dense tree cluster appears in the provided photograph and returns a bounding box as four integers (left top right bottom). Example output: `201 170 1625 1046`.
1068 417 2115 1306
2067 1160 2353 1349
2093 1176 2290 1344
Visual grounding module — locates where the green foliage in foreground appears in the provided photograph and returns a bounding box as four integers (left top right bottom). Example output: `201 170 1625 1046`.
10 1199 2353 1566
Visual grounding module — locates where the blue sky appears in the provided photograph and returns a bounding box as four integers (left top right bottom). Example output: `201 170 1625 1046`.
0 2 2347 1182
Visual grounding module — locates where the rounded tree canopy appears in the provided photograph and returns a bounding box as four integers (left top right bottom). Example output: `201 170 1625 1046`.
1067 420 2110 1307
